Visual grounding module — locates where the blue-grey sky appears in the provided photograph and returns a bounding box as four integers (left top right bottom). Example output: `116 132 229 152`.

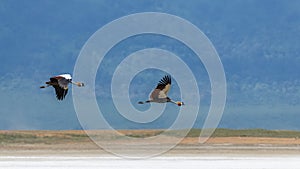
0 0 300 130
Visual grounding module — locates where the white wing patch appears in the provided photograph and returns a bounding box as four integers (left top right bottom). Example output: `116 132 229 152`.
162 83 171 95
59 74 72 80
158 90 167 99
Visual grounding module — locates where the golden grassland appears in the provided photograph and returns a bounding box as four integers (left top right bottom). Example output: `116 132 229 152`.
1 129 300 155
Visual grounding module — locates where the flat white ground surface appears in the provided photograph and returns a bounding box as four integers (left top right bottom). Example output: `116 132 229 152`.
1 156 300 169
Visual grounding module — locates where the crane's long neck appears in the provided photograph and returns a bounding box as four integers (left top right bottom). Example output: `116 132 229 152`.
169 100 177 105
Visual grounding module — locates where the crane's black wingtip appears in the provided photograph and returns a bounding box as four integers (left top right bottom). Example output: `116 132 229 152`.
156 75 172 90
159 75 171 85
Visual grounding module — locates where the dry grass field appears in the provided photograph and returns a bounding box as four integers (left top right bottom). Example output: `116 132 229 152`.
1 129 300 156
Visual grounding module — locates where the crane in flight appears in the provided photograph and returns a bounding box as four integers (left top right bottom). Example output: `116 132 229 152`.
138 75 184 106
40 74 84 100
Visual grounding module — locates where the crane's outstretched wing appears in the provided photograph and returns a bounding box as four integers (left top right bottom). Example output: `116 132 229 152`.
57 78 70 90
155 75 171 95
53 85 68 100
50 77 68 100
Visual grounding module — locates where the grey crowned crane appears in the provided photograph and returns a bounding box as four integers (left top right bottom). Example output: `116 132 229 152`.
138 75 184 106
40 74 84 100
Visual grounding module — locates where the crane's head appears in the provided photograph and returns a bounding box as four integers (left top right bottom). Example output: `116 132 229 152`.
75 82 85 87
176 101 184 106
